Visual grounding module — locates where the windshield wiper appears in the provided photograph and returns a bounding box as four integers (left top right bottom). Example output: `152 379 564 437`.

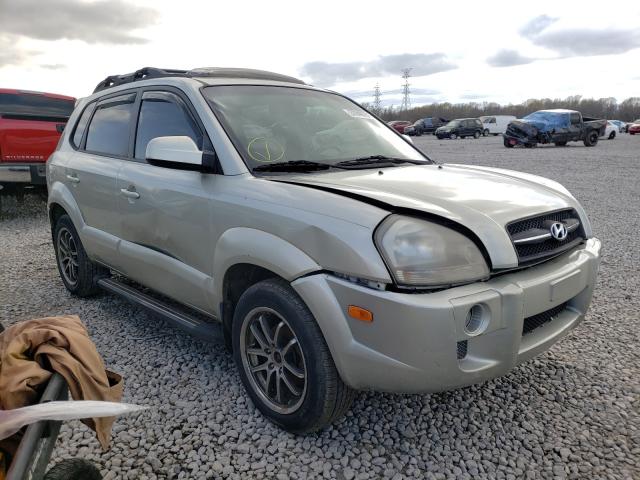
253 160 332 173
335 155 428 169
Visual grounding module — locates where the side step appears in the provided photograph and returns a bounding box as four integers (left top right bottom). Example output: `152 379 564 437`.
97 278 223 343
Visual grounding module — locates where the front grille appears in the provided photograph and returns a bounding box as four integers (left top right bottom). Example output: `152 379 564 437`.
522 302 568 335
507 209 584 264
456 340 468 359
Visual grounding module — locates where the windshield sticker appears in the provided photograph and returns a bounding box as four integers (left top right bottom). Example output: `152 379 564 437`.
343 109 374 120
247 137 285 163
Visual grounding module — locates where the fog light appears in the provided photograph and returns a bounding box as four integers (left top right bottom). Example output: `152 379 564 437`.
464 304 488 336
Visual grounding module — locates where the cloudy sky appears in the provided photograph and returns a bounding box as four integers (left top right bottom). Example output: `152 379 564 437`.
1 0 639 106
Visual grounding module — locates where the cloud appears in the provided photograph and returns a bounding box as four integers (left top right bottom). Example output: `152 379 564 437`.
519 15 558 38
300 53 456 86
0 35 37 67
0 0 160 45
529 28 640 57
486 49 536 67
519 15 640 57
40 64 67 70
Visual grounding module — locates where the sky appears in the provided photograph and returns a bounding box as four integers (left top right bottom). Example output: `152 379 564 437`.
1 0 639 107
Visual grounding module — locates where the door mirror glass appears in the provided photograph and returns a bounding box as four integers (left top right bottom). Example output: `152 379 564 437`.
145 136 202 166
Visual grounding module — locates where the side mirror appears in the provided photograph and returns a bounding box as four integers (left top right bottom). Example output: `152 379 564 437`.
145 136 202 167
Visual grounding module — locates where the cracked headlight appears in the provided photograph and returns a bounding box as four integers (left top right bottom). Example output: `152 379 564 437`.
374 215 489 287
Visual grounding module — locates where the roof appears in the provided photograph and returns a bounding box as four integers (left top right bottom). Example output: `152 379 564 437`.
93 67 306 93
536 109 578 114
0 88 75 101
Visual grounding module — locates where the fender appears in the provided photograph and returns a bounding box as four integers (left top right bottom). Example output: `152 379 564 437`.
213 227 321 302
48 180 86 234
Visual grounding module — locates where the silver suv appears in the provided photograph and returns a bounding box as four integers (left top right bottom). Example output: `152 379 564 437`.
47 67 601 432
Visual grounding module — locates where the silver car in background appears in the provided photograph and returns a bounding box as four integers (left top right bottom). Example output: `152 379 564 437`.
47 68 601 432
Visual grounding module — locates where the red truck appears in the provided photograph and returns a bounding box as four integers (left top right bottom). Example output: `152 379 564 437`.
0 89 75 193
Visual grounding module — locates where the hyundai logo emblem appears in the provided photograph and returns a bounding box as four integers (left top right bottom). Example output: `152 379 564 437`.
550 222 568 241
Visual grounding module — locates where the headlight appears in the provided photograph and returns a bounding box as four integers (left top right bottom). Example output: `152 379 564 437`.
374 215 489 287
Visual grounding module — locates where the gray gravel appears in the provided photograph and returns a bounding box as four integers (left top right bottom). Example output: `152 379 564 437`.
1 134 638 479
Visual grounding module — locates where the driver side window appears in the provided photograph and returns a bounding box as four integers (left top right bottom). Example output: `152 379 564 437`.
135 91 203 160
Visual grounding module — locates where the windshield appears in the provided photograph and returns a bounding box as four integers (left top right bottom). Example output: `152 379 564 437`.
523 111 568 124
445 120 460 127
203 85 428 171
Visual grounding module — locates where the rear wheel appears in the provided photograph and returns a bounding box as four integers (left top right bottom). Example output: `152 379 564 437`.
53 215 108 296
44 459 102 480
583 130 599 146
233 278 356 433
474 131 481 139
608 131 616 140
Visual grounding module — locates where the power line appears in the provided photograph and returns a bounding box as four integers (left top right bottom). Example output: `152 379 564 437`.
401 68 412 111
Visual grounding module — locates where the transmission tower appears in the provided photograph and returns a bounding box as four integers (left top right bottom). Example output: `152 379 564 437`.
373 83 382 112
401 68 412 111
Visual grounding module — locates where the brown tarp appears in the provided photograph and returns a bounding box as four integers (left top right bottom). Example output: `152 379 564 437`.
0 315 122 454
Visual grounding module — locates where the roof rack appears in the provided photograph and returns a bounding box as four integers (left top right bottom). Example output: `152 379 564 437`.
93 67 305 93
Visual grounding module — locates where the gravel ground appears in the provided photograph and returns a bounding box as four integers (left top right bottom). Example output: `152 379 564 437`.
1 134 638 479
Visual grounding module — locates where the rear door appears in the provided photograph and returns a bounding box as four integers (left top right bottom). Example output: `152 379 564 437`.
116 88 216 312
65 92 137 264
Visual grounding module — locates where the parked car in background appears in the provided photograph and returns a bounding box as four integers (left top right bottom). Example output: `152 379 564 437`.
603 121 619 140
48 66 601 433
435 118 483 139
0 89 75 194
404 117 448 136
479 115 516 136
629 121 640 135
608 120 626 133
503 110 607 148
387 120 412 134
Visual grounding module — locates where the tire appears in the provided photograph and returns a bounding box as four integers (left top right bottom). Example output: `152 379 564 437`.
450 133 457 140
232 278 356 433
483 129 489 136
503 138 514 148
608 131 616 140
474 131 481 139
554 141 568 147
583 130 599 146
53 214 109 297
44 459 102 480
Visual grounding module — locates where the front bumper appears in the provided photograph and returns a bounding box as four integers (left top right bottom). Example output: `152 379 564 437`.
0 163 47 185
292 238 601 393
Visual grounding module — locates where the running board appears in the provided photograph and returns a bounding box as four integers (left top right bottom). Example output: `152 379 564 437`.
97 278 223 343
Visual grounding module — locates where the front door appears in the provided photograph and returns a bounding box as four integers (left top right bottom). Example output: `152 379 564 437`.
116 89 216 312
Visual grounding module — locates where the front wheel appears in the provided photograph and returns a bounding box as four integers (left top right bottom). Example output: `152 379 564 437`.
450 133 458 140
483 129 489 136
233 278 356 433
503 138 514 148
608 131 616 140
53 215 108 296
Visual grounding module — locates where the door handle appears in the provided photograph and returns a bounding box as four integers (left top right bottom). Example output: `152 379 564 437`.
120 188 140 199
66 174 80 183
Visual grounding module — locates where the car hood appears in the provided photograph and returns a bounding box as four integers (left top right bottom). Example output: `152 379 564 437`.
283 163 591 268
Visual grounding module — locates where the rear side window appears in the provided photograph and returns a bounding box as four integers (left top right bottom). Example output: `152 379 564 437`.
0 92 74 119
134 91 202 159
85 96 136 156
71 102 96 148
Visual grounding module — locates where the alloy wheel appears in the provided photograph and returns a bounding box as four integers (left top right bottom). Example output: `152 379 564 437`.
240 307 307 414
57 227 79 286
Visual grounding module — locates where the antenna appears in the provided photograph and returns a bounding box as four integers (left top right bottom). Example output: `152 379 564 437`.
373 83 382 112
401 68 412 111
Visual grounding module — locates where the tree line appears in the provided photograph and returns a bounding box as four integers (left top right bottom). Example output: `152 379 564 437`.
367 96 640 122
